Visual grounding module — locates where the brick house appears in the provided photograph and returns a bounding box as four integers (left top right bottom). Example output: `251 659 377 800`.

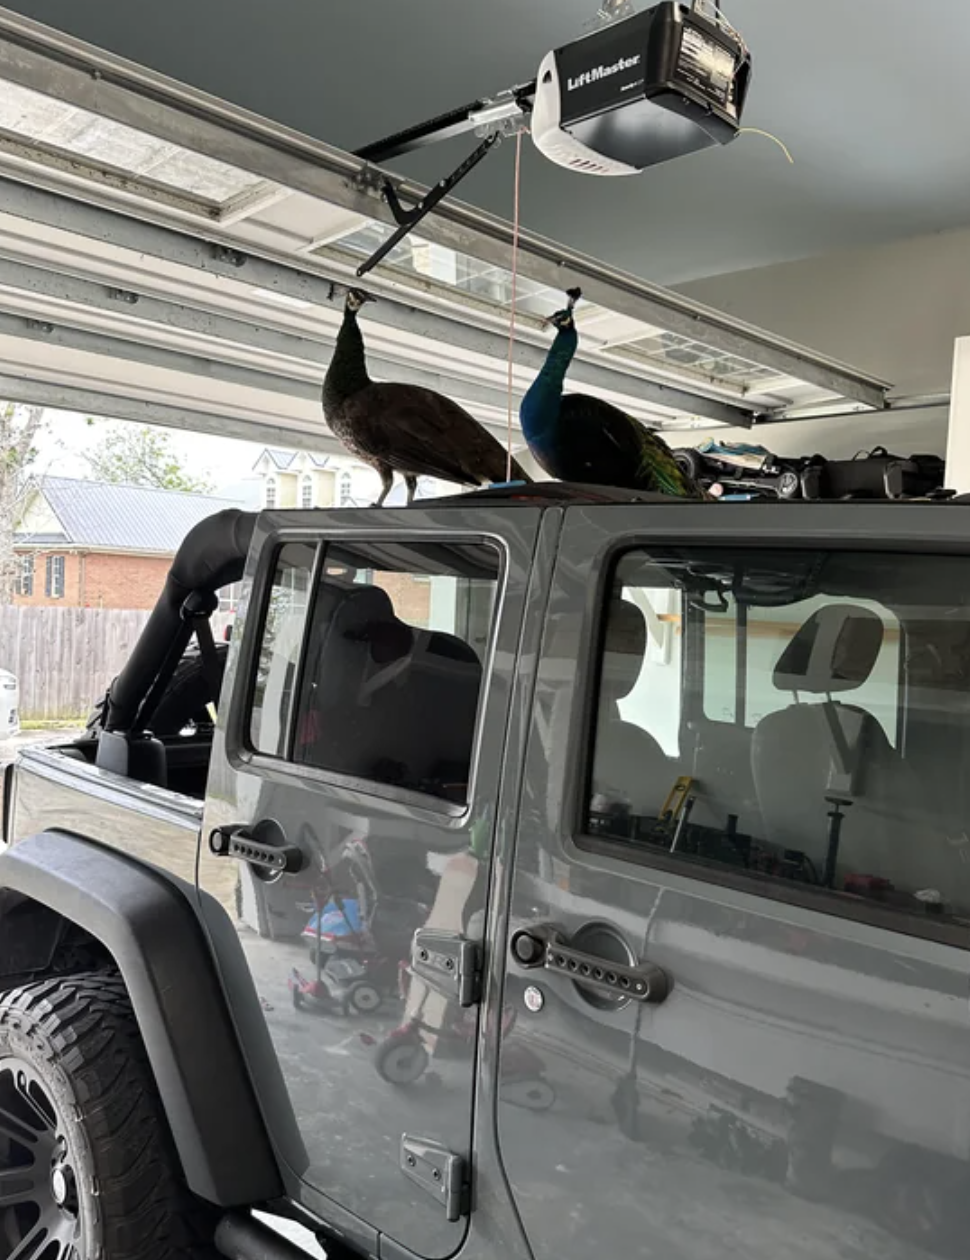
13 477 246 610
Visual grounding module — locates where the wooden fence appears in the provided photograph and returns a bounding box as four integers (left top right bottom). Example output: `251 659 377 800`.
0 606 234 721
0 606 151 720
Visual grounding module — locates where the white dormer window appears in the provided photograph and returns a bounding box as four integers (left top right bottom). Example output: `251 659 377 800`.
339 471 353 507
265 477 277 509
301 476 313 509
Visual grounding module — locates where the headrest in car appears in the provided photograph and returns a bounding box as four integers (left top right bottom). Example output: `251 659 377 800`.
773 604 884 694
600 597 647 703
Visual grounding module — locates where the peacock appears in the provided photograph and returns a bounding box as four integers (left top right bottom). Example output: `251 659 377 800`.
323 289 532 506
520 288 705 498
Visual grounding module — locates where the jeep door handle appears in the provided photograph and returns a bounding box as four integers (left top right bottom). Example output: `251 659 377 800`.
208 822 305 876
510 925 669 1004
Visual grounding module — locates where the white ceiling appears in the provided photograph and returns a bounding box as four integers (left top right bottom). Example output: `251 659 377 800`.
0 0 964 287
0 11 890 454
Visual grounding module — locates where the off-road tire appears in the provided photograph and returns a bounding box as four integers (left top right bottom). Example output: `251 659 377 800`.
0 970 217 1259
83 645 228 741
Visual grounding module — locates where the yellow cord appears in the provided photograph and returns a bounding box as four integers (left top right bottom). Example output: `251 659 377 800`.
737 127 795 164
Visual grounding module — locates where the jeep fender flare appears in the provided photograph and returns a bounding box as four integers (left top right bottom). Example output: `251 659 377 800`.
0 830 285 1207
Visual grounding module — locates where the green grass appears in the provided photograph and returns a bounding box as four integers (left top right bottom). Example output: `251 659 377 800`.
20 718 87 730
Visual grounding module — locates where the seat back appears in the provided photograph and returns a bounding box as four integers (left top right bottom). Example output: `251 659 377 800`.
751 604 901 879
296 580 482 800
591 597 671 817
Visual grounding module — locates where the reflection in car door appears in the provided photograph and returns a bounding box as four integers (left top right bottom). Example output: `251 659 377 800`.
197 507 545 1259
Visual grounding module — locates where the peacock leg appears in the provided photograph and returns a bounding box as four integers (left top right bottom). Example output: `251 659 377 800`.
404 474 418 505
372 465 394 507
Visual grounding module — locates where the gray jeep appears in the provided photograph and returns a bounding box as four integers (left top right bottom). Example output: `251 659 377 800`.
2 483 969 1260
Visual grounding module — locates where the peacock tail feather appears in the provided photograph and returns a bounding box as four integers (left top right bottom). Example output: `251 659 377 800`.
637 432 695 498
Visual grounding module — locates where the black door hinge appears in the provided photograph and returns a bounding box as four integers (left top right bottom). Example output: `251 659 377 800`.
411 930 482 1007
400 1136 469 1221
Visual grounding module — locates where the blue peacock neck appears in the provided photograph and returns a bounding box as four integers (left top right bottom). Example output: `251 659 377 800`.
520 326 579 444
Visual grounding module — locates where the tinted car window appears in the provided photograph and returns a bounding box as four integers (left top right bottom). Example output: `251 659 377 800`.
586 547 970 933
251 538 499 804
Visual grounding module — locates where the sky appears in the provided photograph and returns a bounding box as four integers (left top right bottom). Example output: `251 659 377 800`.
33 408 270 494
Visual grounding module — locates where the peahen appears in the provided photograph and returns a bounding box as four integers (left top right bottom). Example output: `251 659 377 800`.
520 288 705 498
323 289 532 506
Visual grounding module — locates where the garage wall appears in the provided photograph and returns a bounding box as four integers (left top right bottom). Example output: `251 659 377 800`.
681 406 949 462
679 224 970 402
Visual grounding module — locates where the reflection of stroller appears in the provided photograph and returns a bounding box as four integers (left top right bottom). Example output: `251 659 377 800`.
289 886 429 1017
366 962 556 1112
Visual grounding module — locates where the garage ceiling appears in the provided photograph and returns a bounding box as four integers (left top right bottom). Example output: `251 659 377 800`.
0 0 965 288
0 9 889 453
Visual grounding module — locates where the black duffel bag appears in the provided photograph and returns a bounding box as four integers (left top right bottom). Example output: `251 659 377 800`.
800 446 945 500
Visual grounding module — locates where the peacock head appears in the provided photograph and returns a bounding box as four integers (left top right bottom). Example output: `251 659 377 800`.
543 286 582 337
345 288 375 314
545 308 575 332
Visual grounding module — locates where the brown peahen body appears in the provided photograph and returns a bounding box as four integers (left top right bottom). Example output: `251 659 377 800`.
323 290 532 505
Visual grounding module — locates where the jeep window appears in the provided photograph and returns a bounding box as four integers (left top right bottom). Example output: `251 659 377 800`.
250 538 499 804
703 590 901 742
250 542 316 757
607 585 683 757
585 547 970 932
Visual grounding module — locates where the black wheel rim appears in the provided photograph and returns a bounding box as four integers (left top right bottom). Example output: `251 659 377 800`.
0 1057 82 1259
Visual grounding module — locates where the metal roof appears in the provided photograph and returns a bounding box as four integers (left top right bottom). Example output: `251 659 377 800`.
17 476 245 553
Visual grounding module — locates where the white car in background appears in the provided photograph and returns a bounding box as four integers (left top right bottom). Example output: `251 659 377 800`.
0 669 19 737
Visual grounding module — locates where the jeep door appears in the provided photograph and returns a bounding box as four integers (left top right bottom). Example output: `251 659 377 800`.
498 501 970 1260
196 505 546 1258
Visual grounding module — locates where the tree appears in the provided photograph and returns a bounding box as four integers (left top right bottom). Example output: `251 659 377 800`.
0 403 46 605
86 425 213 494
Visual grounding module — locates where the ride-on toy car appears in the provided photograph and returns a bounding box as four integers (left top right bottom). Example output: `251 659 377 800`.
673 439 812 499
675 440 947 502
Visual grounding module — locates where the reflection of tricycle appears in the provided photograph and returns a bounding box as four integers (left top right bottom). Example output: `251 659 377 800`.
365 967 557 1111
288 830 431 1016
289 952 388 1017
289 887 426 1016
